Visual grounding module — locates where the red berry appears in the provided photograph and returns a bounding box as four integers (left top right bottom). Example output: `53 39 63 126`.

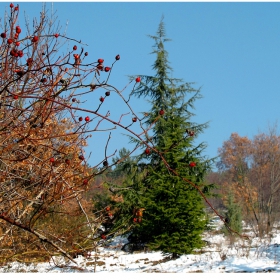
133 218 137 223
54 33 59 38
65 159 70 165
1 33 6 38
7 38 13 44
100 96 105 102
104 67 110 72
40 78 47 83
10 3 14 8
83 179 88 185
26 58 33 66
72 98 76 102
101 234 106 240
13 95 18 100
85 116 90 122
159 109 165 116
105 91 110 96
18 50 23 57
103 160 108 167
16 26 21 34
98 58 104 64
14 6 18 11
15 42 20 47
132 117 137 122
10 49 16 56
145 148 150 155
115 54 120 60
79 155 84 160
189 162 196 167
79 117 83 122
135 77 141 83
106 206 110 211
73 45 77 50
32 36 39 43
85 52 88 56
50 157 55 163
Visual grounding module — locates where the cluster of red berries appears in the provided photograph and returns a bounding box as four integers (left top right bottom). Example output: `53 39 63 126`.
78 116 90 122
9 48 23 58
105 206 113 217
133 209 143 223
2 25 25 58
10 3 19 10
96 58 111 72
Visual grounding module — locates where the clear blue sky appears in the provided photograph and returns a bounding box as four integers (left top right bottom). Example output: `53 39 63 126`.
2 1 280 170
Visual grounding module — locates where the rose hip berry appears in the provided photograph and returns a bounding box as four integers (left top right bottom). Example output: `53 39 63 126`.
78 117 83 122
79 155 84 161
104 67 110 72
105 91 110 96
100 97 105 102
32 36 39 43
15 26 21 34
159 109 165 116
85 116 90 122
135 77 141 83
115 54 120 60
73 45 77 50
189 162 196 167
7 38 13 44
54 33 59 38
145 148 150 155
1 33 6 38
98 58 104 64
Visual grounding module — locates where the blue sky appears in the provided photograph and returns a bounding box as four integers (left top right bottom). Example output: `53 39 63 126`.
2 2 280 170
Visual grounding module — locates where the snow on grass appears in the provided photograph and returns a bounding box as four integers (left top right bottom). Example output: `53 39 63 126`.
1 218 280 274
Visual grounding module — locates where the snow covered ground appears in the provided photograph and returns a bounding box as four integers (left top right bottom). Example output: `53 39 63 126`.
1 217 280 274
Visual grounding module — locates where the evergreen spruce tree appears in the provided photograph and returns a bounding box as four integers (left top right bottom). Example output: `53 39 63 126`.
111 19 216 258
222 191 243 236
